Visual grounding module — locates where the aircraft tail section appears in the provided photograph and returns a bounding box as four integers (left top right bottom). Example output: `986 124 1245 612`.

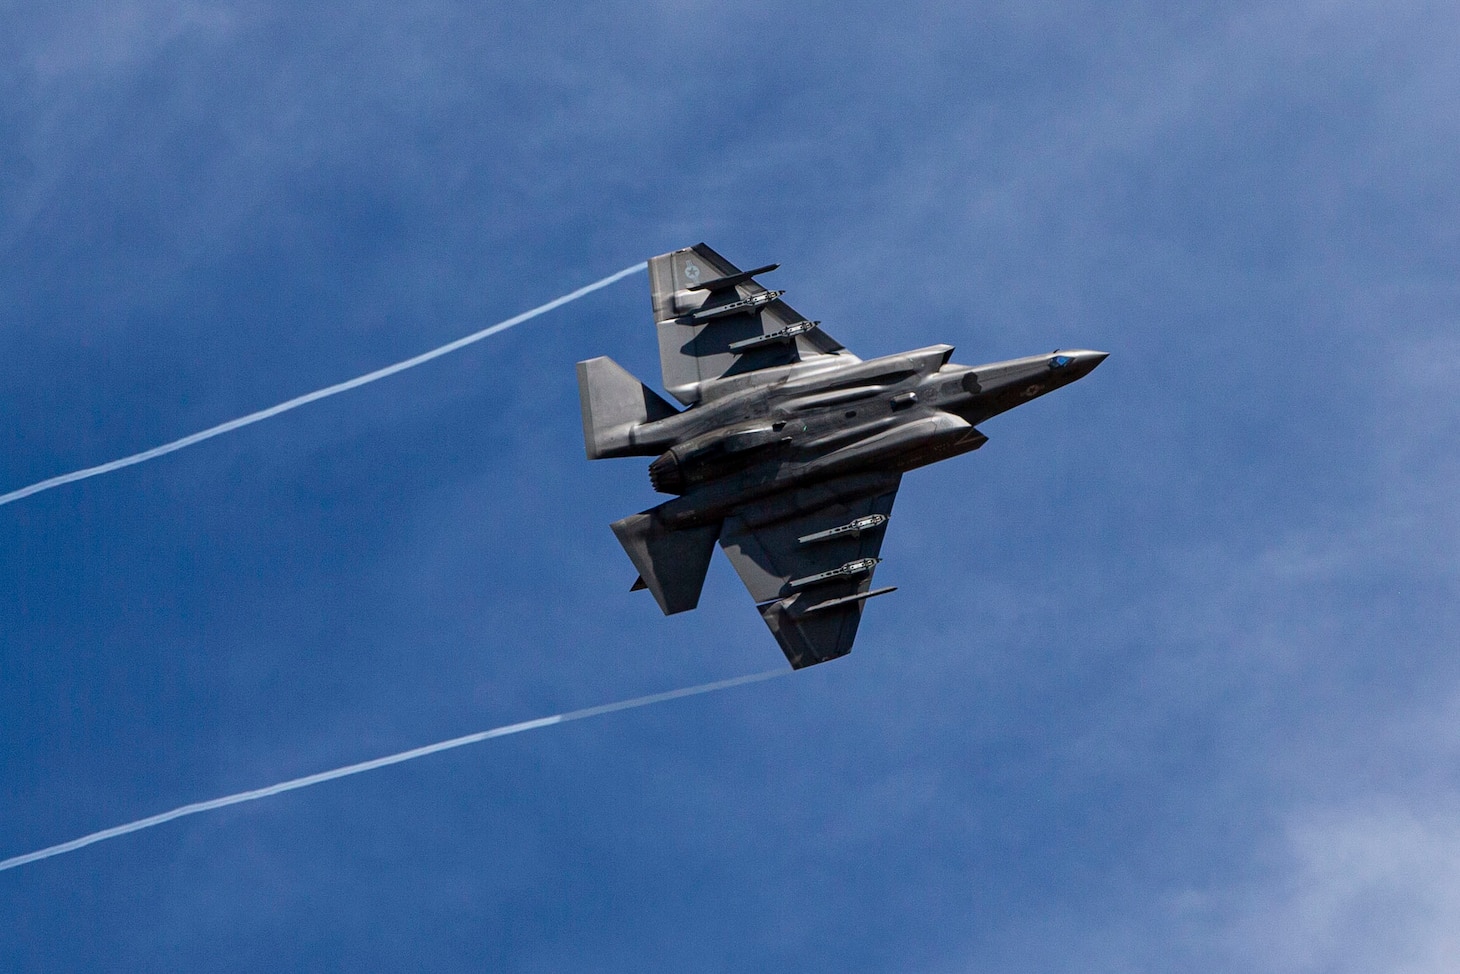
611 510 721 615
577 356 678 460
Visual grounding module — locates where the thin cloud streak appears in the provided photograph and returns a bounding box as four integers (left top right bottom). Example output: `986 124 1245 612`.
0 667 786 874
0 261 647 509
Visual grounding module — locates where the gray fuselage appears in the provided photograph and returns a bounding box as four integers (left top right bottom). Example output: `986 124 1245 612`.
619 345 1107 528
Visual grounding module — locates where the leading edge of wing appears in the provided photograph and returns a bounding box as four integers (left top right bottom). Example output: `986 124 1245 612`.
719 475 900 668
648 243 854 404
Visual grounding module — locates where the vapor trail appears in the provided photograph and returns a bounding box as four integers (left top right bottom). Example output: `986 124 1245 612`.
0 668 786 874
0 261 648 508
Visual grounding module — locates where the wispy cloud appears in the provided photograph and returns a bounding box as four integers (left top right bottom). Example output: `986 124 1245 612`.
1216 801 1460 973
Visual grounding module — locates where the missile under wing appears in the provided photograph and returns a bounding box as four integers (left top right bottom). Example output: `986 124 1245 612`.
718 483 899 668
646 243 854 405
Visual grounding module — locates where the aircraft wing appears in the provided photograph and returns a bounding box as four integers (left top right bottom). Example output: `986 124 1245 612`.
718 477 900 668
649 243 859 404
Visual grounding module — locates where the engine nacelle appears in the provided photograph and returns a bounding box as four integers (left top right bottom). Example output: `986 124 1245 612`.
647 423 790 494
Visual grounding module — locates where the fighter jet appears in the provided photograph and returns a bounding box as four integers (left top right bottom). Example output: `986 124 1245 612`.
577 244 1106 668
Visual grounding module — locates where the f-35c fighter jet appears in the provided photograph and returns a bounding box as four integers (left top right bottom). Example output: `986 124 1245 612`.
577 244 1106 669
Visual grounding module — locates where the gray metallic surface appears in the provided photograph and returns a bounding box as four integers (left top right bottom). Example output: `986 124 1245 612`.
579 244 1106 668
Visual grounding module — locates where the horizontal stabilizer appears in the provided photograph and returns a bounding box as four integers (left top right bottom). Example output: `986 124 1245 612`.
611 512 722 615
577 357 678 459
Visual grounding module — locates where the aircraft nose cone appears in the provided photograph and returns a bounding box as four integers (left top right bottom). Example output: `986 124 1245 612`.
1055 349 1108 377
1070 350 1108 376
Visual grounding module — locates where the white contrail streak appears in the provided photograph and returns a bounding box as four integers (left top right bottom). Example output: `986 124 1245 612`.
0 668 787 874
0 261 648 508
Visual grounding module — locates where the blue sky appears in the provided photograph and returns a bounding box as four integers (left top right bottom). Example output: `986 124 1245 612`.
2 1 1457 970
